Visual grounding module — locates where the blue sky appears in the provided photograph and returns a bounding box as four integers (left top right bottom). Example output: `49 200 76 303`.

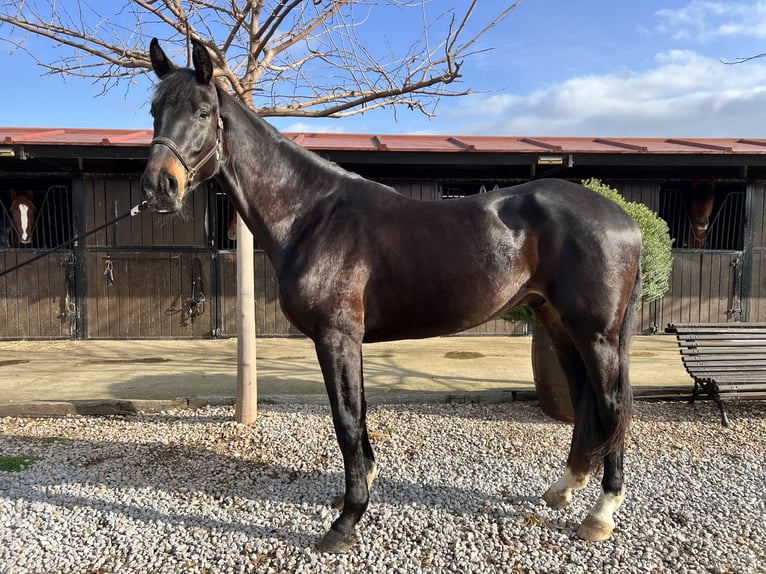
2 1 766 137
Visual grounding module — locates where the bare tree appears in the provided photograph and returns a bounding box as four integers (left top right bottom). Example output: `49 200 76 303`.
0 0 519 117
0 0 519 425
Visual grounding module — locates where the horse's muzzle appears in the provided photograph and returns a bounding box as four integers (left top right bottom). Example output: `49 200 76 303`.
141 171 183 214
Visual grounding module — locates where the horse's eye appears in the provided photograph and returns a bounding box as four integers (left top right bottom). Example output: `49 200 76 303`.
198 110 211 120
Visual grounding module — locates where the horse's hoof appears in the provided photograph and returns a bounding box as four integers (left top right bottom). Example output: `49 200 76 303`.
576 515 614 542
542 488 571 510
317 529 356 553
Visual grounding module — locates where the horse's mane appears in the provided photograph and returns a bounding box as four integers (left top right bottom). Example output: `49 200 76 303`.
220 86 363 182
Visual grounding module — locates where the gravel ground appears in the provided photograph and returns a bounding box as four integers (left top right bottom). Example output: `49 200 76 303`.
1 400 764 574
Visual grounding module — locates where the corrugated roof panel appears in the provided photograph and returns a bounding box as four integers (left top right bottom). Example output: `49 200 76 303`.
3 127 766 156
450 136 548 152
1 127 152 146
287 133 379 151
372 134 464 152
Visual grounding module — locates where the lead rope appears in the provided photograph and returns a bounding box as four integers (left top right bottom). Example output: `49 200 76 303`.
0 201 148 279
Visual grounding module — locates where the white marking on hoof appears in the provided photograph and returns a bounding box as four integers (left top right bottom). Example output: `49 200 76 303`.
542 468 589 510
578 487 625 541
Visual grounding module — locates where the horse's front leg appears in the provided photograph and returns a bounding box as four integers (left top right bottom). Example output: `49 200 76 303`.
314 330 375 553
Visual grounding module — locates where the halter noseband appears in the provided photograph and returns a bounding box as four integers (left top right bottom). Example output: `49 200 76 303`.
151 116 224 184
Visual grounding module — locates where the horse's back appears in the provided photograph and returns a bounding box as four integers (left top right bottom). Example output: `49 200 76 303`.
487 179 636 230
278 177 640 342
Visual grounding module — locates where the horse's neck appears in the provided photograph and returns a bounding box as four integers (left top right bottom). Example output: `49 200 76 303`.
215 95 354 261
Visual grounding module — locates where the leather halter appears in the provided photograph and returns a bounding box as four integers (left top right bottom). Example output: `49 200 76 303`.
150 116 224 183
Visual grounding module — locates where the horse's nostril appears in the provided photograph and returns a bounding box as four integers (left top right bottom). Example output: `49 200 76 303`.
162 173 178 195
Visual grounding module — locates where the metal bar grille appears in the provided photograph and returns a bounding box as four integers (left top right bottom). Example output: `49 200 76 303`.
0 186 72 250
215 191 238 250
657 185 745 250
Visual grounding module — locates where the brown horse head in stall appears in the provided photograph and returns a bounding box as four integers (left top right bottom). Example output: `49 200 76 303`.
227 211 237 242
10 191 36 247
684 178 715 248
142 38 643 554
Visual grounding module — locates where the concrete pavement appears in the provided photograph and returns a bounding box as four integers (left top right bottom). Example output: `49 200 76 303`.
0 335 693 416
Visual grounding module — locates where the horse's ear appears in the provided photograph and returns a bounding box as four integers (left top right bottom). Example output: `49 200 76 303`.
191 39 214 85
149 38 176 79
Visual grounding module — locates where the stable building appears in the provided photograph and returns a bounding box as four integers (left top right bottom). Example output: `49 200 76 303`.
1 127 765 339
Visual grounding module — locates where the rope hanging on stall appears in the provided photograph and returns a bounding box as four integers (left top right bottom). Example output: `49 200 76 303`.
103 257 114 285
188 257 205 318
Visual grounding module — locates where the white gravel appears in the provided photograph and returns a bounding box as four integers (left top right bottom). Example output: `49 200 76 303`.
1 400 764 573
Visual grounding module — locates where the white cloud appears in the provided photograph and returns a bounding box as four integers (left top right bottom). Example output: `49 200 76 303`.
441 50 766 137
270 120 348 134
655 1 766 41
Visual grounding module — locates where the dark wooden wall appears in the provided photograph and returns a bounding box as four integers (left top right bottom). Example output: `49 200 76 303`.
1 175 764 339
750 181 766 322
0 252 70 338
83 175 212 338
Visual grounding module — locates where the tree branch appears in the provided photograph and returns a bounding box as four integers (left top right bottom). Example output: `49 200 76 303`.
721 52 766 65
0 0 520 119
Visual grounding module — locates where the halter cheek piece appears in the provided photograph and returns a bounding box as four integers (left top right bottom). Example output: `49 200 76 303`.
150 116 224 184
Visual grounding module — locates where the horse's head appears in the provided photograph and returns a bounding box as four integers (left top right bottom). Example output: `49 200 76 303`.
227 211 238 242
142 38 223 214
10 191 36 246
686 178 716 242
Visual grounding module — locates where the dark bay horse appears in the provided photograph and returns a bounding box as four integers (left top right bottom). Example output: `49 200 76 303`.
142 38 642 553
9 191 36 248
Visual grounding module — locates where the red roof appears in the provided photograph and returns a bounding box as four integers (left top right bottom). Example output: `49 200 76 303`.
3 126 766 155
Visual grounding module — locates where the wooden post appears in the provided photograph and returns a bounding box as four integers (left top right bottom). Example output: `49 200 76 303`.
235 214 257 424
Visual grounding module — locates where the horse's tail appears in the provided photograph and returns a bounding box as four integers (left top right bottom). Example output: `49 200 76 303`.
608 260 642 453
577 261 641 468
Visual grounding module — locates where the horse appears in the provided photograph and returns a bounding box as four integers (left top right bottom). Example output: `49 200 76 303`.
9 191 36 248
683 178 715 249
227 211 237 242
141 38 643 554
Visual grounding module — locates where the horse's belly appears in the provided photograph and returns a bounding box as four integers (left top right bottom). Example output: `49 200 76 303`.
361 282 519 343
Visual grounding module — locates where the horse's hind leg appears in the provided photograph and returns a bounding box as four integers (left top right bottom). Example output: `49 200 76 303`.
577 450 626 541
571 335 630 541
578 315 634 541
313 330 376 553
539 323 630 542
542 466 589 509
539 326 592 509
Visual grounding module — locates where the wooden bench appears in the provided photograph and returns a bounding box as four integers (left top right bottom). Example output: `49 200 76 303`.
667 322 766 426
